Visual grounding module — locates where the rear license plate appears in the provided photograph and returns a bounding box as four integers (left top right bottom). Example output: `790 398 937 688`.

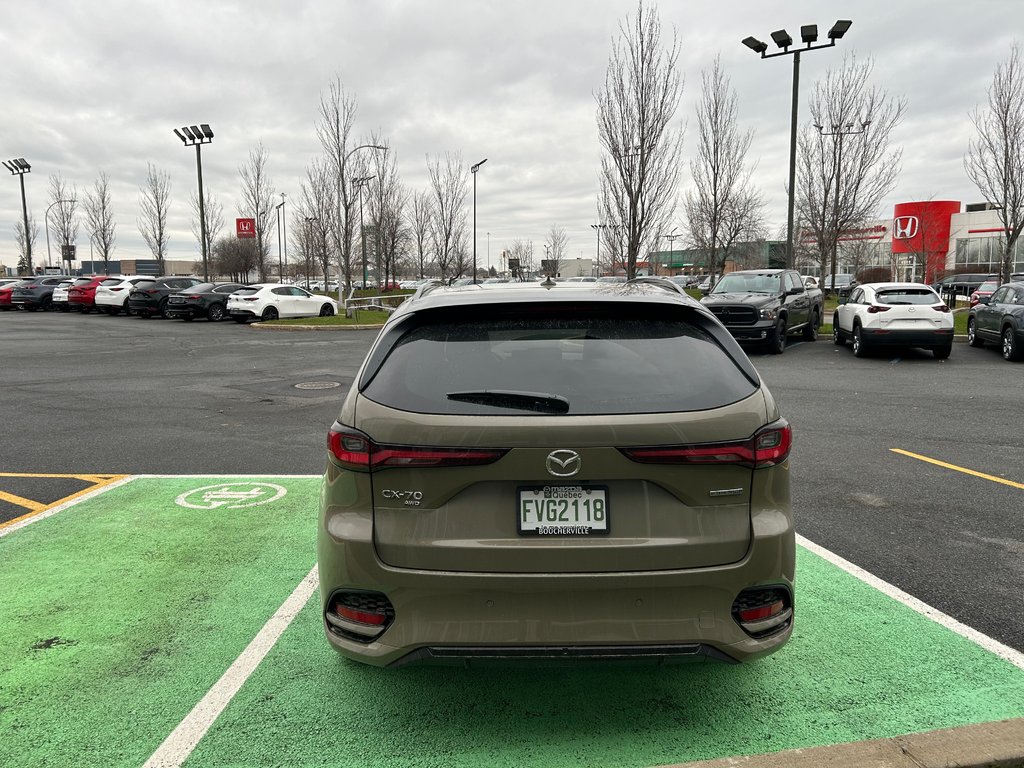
517 485 609 536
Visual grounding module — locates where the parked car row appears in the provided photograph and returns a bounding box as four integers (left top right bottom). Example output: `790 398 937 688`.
0 276 339 322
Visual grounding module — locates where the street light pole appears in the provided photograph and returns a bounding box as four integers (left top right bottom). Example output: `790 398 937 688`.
816 120 868 293
742 20 851 269
353 175 375 288
45 198 76 271
174 124 214 281
275 198 285 282
3 158 33 274
470 158 488 284
281 193 287 282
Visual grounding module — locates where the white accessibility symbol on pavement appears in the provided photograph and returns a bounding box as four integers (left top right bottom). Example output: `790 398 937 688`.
175 482 288 510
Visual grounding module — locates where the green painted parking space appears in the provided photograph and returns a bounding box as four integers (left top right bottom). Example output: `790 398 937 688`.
1 477 1023 768
0 477 319 768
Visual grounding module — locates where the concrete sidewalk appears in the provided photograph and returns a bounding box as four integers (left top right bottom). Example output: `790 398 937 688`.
669 717 1024 768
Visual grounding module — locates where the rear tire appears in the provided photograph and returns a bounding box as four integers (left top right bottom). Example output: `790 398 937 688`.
832 316 844 346
852 325 869 358
1004 326 1023 361
207 303 225 322
933 343 952 360
802 309 819 341
159 299 171 319
261 307 279 321
967 317 984 347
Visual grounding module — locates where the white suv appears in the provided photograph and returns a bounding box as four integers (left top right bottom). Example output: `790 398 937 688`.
95 275 148 316
832 282 954 359
226 283 338 323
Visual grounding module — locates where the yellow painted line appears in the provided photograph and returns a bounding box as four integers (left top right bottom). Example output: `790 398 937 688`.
0 490 46 512
891 449 1024 490
0 472 124 479
0 475 131 532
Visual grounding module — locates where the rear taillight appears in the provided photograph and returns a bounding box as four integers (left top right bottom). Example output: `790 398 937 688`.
620 419 792 469
866 305 891 313
732 587 792 637
111 287 124 292
187 295 201 300
145 289 159 294
932 304 950 313
328 424 507 472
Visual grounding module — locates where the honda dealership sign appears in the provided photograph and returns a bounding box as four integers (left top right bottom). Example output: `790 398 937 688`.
236 218 256 239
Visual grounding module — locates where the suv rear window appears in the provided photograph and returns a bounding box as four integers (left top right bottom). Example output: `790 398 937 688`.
363 307 758 415
876 288 939 305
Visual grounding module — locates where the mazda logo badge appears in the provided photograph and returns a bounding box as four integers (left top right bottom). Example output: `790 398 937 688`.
546 450 581 477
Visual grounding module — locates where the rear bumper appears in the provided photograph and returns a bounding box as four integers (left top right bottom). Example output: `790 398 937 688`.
165 304 201 318
861 327 953 347
318 465 795 667
228 308 258 319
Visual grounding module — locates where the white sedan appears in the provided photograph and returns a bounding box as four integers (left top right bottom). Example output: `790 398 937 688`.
95 275 149 315
226 283 338 323
832 282 954 359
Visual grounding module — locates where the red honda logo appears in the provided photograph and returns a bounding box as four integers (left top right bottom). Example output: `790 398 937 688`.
236 218 256 239
893 216 919 240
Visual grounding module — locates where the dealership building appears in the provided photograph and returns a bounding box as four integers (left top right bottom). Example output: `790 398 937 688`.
652 200 1022 283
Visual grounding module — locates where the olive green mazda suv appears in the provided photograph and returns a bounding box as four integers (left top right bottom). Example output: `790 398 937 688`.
317 278 794 667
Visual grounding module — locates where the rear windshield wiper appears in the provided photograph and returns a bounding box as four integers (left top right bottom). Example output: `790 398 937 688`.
446 389 570 413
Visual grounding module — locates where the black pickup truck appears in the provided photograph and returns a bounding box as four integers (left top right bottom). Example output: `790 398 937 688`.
699 269 824 354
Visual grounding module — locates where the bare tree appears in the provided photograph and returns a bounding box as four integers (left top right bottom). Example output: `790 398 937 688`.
190 189 225 270
546 224 569 276
367 138 408 289
212 235 258 282
82 171 117 275
316 77 361 288
965 43 1024 285
796 53 906 289
138 164 172 274
48 173 79 271
14 213 39 275
426 152 468 279
595 2 684 278
238 142 276 281
299 159 336 286
685 55 761 283
408 189 434 278
508 239 535 280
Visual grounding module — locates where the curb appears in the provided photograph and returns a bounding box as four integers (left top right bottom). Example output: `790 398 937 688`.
249 322 384 331
665 717 1024 768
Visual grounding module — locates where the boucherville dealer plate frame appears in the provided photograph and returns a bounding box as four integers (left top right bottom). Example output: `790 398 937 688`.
516 484 610 536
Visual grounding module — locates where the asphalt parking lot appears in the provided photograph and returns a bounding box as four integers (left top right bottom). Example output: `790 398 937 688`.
2 310 1023 766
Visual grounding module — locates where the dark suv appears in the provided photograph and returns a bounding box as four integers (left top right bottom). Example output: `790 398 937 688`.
318 278 795 667
9 275 74 311
967 281 1024 361
128 276 203 318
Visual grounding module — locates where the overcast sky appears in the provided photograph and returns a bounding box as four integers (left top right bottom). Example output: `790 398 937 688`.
1 0 1018 272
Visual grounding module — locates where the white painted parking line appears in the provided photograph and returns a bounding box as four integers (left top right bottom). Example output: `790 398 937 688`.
798 533 1024 671
143 565 320 768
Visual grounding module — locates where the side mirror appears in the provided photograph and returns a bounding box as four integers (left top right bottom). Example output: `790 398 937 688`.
838 297 848 305
788 286 803 295
699 287 710 296
979 296 991 305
